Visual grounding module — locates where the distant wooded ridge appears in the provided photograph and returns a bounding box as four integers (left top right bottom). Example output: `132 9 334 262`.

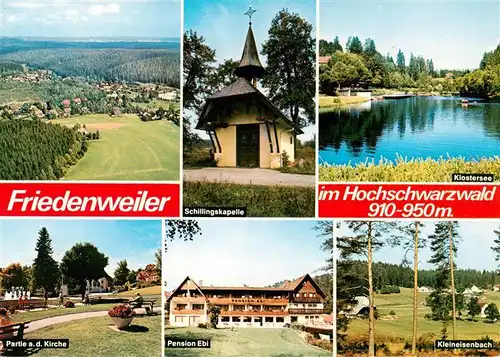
344 260 498 291
0 37 180 55
0 43 180 87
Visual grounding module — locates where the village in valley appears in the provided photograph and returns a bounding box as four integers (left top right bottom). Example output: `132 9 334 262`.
0 68 179 121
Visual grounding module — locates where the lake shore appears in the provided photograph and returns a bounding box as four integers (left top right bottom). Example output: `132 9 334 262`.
319 95 369 109
319 156 500 182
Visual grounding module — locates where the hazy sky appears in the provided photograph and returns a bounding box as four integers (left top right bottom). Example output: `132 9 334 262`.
184 0 317 140
1 0 181 37
320 0 500 70
336 221 500 271
164 219 330 291
0 219 161 276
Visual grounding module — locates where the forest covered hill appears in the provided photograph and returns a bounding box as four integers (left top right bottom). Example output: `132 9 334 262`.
0 38 180 87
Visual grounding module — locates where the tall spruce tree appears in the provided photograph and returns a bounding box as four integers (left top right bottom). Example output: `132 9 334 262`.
332 36 343 53
391 222 425 356
491 227 500 276
396 49 406 72
346 36 363 54
338 221 396 357
427 221 460 339
32 227 60 294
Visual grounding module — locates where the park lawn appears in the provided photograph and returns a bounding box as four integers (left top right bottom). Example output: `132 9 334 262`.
319 155 500 182
53 114 180 180
319 95 368 109
10 303 116 324
27 315 161 357
183 181 315 217
165 327 331 357
344 288 500 354
116 285 162 297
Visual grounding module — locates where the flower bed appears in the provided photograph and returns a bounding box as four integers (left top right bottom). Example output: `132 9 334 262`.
63 300 75 308
108 304 135 318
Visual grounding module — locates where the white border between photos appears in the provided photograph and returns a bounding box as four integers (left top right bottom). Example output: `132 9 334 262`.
315 0 321 223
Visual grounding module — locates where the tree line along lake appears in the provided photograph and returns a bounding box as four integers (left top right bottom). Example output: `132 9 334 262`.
319 96 500 166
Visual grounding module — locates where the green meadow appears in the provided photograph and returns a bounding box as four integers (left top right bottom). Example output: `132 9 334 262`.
165 327 331 357
53 114 180 181
183 181 315 217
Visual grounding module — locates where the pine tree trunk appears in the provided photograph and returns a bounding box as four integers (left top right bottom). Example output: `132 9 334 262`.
412 223 419 356
367 222 375 357
449 223 457 340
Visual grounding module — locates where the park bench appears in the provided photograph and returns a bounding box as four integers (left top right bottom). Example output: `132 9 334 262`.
130 299 156 316
88 297 128 305
0 321 37 356
0 321 30 340
22 300 47 310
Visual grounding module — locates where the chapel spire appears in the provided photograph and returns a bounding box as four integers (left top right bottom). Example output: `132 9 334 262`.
234 6 264 86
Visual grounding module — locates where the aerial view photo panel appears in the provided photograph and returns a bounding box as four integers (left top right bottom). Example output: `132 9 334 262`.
0 0 181 181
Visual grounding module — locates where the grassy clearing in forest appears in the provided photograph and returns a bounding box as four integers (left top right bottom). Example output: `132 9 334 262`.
53 114 180 180
319 156 500 182
340 288 500 356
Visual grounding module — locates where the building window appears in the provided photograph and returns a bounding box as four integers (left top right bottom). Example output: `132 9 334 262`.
243 317 251 322
276 317 284 323
175 316 184 323
290 136 293 144
232 316 240 322
265 317 273 323
221 316 230 322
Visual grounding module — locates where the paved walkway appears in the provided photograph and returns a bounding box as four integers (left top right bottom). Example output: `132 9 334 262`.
184 168 315 187
27 307 161 333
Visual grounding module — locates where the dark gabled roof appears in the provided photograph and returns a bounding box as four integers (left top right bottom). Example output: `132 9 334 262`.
166 276 209 303
195 77 303 134
169 274 326 298
209 77 257 100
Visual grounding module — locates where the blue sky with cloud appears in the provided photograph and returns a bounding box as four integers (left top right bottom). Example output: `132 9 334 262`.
320 0 499 70
0 219 161 275
2 0 180 38
336 221 500 271
184 0 317 140
164 219 330 290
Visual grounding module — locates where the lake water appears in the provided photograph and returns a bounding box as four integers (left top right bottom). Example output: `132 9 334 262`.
319 96 500 166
